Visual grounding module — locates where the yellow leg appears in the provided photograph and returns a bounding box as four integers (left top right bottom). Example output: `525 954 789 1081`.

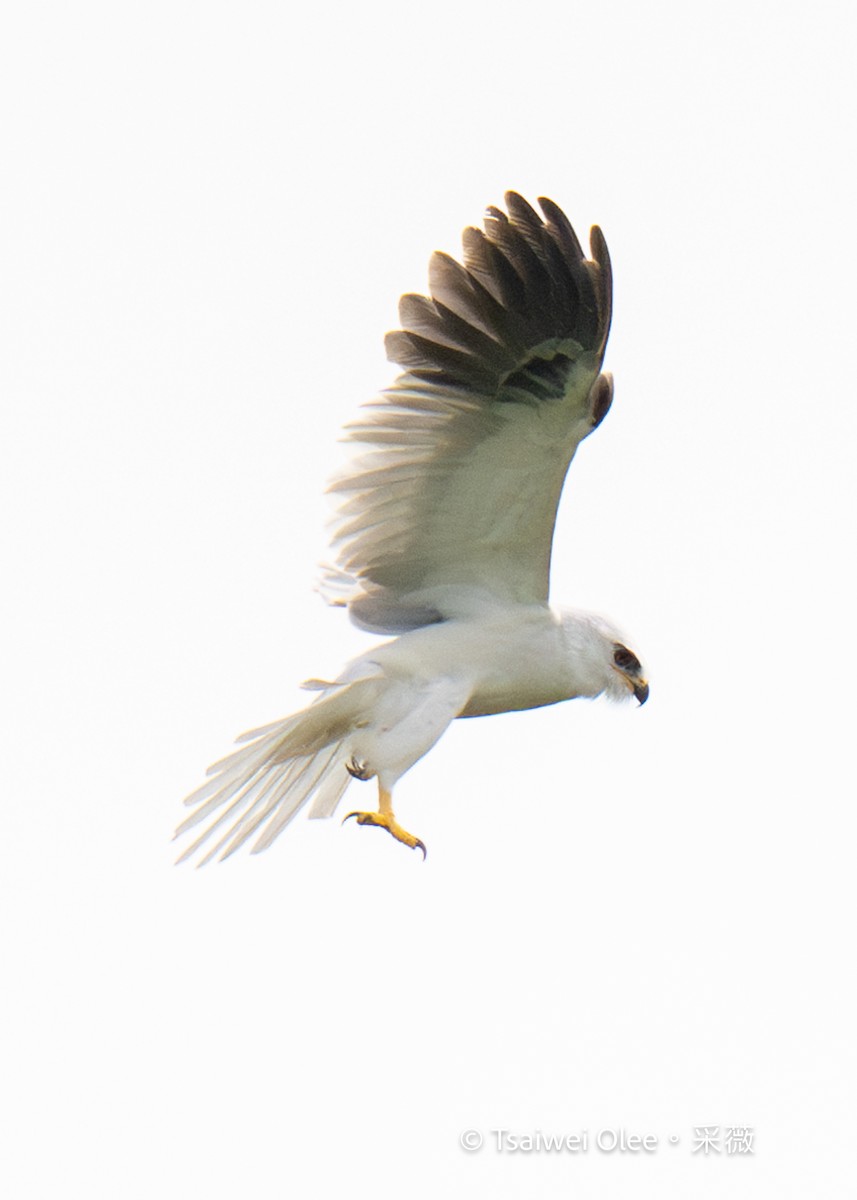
342 785 426 859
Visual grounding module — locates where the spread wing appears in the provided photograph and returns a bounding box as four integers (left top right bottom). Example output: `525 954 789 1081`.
325 192 614 634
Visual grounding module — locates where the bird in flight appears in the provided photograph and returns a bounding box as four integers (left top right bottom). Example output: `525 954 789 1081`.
176 192 648 864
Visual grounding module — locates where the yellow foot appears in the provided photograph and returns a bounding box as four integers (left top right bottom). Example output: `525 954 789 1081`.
342 810 427 859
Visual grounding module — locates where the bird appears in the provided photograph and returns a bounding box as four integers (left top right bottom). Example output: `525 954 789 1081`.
175 191 648 864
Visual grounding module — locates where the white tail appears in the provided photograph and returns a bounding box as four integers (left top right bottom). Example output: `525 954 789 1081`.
174 678 380 865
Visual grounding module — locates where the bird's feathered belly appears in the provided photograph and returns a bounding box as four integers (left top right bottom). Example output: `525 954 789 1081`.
459 681 572 718
460 652 576 717
368 605 577 721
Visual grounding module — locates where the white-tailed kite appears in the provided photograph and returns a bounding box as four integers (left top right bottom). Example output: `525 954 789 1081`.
176 192 648 863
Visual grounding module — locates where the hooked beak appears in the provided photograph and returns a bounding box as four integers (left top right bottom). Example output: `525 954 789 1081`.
612 664 650 706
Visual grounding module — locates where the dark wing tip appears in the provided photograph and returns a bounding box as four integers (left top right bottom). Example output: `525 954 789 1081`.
589 224 611 275
537 195 585 261
385 193 613 394
588 225 613 350
504 190 544 231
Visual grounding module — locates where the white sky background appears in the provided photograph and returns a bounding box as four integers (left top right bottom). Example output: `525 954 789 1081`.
2 2 855 1196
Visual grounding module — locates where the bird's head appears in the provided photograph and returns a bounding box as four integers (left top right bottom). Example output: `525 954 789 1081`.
559 610 649 706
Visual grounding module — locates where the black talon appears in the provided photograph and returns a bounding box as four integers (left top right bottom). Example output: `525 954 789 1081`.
346 757 371 781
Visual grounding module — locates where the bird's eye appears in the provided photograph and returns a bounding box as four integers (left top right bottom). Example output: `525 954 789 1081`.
613 645 640 673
